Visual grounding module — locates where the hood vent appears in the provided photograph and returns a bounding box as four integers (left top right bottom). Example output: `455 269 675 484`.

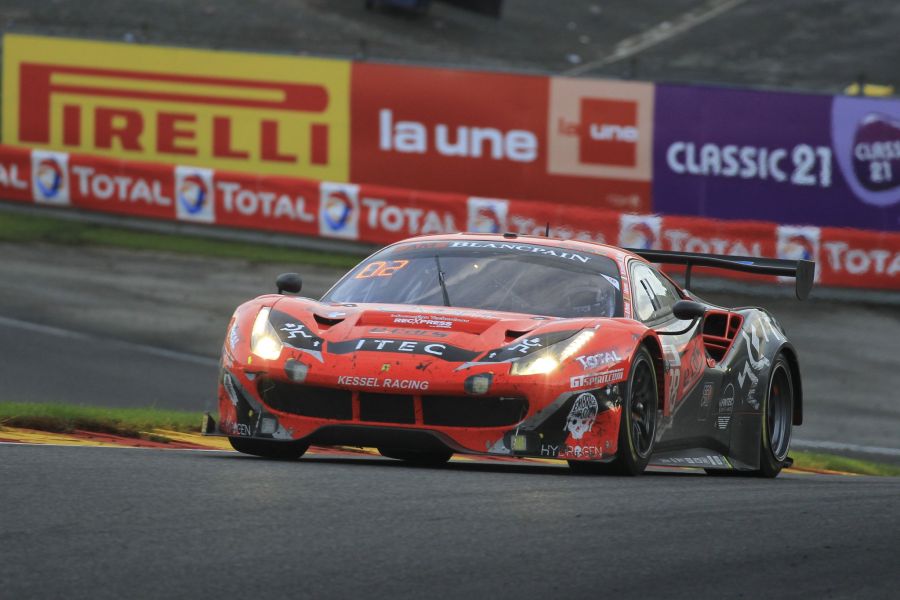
314 314 345 330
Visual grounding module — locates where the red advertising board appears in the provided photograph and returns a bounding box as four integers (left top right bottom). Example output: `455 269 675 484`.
349 62 653 213
2 143 897 291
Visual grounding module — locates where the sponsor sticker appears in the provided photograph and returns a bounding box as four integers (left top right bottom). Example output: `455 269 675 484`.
31 150 69 205
618 213 661 250
570 368 625 389
175 166 215 223
564 392 600 440
467 197 508 233
319 182 360 239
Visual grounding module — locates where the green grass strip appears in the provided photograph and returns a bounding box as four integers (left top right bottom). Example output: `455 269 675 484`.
790 450 900 477
0 402 203 440
0 209 364 268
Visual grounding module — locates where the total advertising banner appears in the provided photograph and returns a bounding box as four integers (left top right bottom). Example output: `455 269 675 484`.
1 144 897 290
2 34 351 181
350 62 654 212
653 84 900 232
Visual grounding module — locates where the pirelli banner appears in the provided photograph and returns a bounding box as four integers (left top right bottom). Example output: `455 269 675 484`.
2 33 652 213
2 34 351 182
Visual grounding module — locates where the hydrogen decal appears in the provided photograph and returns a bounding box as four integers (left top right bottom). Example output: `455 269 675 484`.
570 369 625 389
716 383 735 430
480 330 579 363
175 166 215 223
540 444 604 458
327 338 479 362
448 241 591 263
564 393 600 440
31 150 69 205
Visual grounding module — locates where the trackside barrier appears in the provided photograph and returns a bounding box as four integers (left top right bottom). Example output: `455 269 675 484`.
2 145 898 291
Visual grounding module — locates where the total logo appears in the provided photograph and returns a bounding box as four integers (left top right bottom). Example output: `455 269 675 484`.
175 166 215 223
31 150 70 205
319 182 360 240
777 225 820 281
466 197 508 233
618 214 661 250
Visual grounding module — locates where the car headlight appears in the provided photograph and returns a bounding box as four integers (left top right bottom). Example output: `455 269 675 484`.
250 307 283 360
510 330 594 376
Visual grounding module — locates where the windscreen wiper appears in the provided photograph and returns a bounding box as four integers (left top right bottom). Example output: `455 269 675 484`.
434 254 451 307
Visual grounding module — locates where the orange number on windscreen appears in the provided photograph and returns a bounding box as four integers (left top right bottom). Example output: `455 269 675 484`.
354 260 409 279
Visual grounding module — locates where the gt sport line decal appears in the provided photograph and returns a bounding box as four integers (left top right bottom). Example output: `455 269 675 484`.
327 338 479 362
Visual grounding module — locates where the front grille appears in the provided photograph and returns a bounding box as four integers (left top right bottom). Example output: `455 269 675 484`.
257 379 353 420
358 392 415 424
422 396 527 427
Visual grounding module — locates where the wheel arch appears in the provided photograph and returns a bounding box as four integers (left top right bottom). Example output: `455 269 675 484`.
777 343 803 426
639 334 666 415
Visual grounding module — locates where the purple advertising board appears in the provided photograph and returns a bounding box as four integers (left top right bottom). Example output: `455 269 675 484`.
652 85 900 231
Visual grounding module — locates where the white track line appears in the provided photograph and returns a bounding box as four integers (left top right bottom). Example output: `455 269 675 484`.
564 0 747 76
793 439 900 458
0 314 219 367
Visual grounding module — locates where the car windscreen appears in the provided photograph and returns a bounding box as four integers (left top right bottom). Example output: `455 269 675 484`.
321 240 623 318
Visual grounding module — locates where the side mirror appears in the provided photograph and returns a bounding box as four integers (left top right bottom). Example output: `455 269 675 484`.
276 273 303 295
672 300 706 321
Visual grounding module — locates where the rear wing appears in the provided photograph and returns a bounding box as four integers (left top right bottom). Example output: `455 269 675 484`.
626 249 815 300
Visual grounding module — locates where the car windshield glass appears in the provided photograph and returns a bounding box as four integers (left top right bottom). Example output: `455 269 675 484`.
321 240 623 318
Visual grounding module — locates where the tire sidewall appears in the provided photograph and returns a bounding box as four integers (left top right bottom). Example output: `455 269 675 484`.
617 346 658 475
759 354 793 477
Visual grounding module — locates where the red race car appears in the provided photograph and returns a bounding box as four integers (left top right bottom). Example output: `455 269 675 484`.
204 233 813 477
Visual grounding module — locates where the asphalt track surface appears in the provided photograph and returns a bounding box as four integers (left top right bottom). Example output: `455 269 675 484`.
1 443 898 599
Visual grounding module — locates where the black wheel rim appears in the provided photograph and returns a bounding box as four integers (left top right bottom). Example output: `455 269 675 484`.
629 358 657 458
767 364 792 461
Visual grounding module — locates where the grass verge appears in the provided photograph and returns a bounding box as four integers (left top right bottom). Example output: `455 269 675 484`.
0 209 364 268
0 402 202 442
790 450 900 477
1 401 899 476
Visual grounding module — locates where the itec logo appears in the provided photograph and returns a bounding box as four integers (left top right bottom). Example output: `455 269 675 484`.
466 197 508 233
547 77 654 180
318 182 359 240
175 167 215 223
31 150 70 205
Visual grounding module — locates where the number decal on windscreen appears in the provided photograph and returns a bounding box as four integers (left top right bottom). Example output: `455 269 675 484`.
354 260 410 279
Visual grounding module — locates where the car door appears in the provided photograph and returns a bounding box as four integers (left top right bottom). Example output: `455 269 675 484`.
629 261 715 446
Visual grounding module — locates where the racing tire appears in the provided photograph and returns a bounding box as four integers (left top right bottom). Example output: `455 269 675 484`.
704 354 794 478
228 437 309 460
755 354 794 478
378 448 453 466
568 346 659 476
